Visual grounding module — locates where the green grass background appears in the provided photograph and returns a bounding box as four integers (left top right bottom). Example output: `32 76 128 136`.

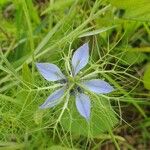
0 0 150 149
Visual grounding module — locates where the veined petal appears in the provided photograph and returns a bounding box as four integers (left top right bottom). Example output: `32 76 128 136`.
71 43 89 76
82 79 114 94
36 63 66 81
75 93 91 120
40 87 65 109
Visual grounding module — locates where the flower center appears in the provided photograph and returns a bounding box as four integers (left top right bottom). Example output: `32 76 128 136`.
68 76 78 84
67 75 82 95
68 76 74 82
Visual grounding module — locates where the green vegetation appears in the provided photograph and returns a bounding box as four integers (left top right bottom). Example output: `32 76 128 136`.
0 0 150 149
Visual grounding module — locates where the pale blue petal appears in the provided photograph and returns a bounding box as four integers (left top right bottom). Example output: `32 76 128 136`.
75 93 91 120
39 87 65 109
36 63 66 81
71 43 89 76
82 79 114 94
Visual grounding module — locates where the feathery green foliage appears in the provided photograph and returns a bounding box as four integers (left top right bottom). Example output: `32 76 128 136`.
0 0 150 149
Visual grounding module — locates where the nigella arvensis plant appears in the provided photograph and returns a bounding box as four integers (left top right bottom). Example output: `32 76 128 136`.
36 43 114 121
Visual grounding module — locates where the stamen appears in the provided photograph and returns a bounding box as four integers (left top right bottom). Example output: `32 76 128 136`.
77 86 83 93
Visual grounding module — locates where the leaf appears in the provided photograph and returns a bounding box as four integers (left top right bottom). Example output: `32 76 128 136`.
109 0 150 21
0 94 21 105
119 50 147 65
41 0 76 15
26 0 40 24
47 146 78 150
0 0 9 5
22 63 32 83
143 64 150 90
33 110 43 125
0 142 24 150
79 25 117 37
61 96 118 137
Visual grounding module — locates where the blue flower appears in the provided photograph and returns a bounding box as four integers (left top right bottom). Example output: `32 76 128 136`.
36 43 114 121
